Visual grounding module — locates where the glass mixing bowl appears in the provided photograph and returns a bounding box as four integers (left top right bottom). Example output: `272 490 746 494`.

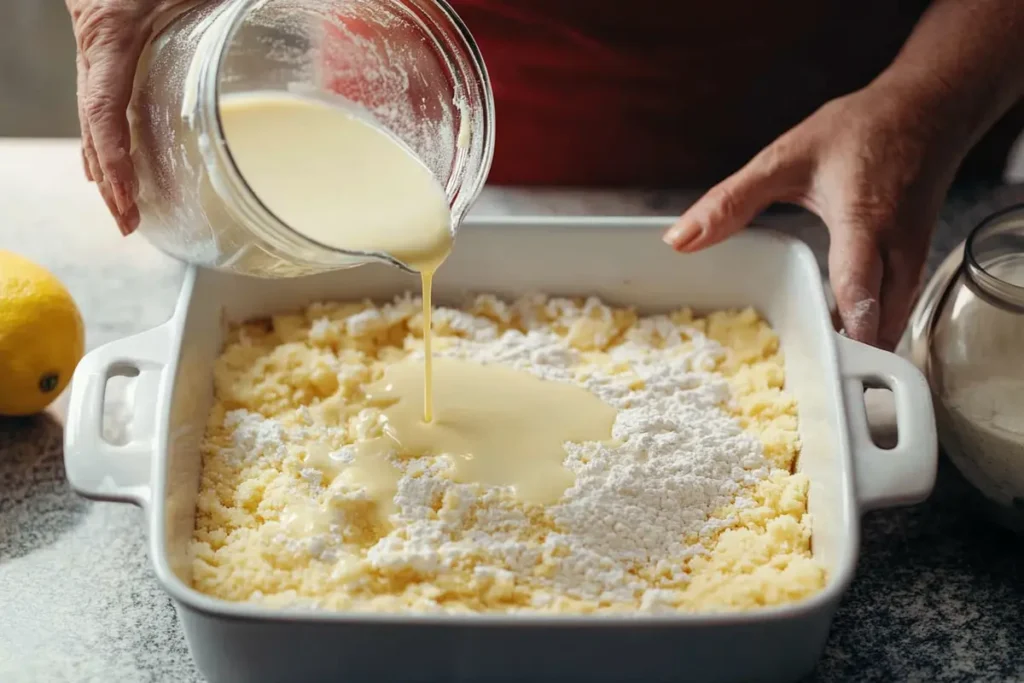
130 0 494 276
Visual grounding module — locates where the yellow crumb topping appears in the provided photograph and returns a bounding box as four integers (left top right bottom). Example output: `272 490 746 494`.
190 295 826 613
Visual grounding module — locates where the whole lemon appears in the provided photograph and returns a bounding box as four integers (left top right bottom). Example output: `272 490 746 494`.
0 251 85 416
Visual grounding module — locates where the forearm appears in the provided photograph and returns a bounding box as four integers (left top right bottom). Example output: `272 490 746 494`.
876 0 1024 153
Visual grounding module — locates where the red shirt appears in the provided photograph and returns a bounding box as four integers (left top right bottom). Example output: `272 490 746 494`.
451 0 936 187
325 2 1021 187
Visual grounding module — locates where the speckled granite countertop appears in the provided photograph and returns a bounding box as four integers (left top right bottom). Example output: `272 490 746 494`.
1 139 1023 682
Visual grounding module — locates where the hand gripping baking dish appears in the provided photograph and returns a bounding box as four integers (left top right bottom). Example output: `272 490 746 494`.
64 216 937 683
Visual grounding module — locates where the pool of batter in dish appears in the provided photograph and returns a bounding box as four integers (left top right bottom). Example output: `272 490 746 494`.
191 294 826 613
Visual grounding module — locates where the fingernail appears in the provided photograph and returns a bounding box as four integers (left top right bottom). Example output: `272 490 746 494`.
662 222 702 252
112 179 132 216
122 206 140 236
841 299 880 345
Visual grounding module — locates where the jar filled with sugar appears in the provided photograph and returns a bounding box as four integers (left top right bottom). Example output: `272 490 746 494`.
907 202 1024 533
129 0 494 277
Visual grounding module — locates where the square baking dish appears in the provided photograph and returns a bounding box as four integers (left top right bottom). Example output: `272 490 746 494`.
64 216 937 683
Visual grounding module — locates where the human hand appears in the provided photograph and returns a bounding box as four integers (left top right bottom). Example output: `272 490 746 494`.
663 75 968 350
67 0 207 235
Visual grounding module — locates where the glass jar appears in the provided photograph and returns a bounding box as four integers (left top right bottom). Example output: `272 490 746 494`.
130 0 494 277
908 204 1024 532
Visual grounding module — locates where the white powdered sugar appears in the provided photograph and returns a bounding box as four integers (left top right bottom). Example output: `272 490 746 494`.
357 301 770 604
222 410 289 466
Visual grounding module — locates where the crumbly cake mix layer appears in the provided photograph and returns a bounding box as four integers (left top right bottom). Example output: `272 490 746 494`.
191 294 826 613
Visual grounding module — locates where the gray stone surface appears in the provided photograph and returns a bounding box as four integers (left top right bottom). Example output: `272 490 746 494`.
1 141 1023 682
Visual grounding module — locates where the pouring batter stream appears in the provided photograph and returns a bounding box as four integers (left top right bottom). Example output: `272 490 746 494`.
219 91 616 506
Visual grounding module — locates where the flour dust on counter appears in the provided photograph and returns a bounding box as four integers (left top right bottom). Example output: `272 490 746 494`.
192 293 824 613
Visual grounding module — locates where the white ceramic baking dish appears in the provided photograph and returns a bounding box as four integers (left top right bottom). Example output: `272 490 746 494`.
64 216 937 683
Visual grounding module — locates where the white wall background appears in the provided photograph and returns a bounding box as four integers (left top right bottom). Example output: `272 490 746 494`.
0 1 80 137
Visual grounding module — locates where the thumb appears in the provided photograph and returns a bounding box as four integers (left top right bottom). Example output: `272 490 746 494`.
663 144 811 253
827 221 883 345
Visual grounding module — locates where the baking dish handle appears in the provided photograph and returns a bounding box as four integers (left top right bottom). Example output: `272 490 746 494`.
837 335 938 513
64 324 172 508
